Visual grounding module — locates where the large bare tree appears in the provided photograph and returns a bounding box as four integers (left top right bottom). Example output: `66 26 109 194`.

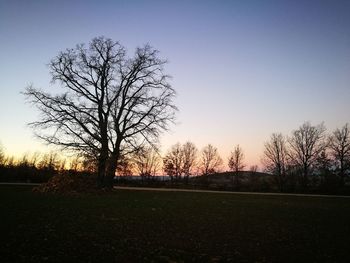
262 133 288 191
288 122 326 188
329 123 350 185
24 37 176 187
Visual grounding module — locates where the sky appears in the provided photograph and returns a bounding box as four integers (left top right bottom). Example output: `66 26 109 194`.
0 0 349 169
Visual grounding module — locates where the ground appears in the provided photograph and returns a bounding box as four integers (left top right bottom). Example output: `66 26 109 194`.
0 185 350 262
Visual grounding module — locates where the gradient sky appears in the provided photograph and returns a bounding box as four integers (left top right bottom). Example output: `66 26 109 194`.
0 0 349 168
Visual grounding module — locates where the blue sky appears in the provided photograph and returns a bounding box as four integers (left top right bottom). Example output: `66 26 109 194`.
0 0 349 167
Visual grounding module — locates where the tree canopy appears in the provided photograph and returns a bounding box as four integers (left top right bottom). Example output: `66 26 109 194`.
24 36 177 187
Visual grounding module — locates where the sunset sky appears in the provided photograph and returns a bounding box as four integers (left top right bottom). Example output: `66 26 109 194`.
0 0 349 169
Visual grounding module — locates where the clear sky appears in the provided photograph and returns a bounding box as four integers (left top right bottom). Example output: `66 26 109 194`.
0 0 349 168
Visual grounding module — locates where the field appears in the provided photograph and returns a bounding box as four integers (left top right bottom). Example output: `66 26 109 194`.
1 185 350 262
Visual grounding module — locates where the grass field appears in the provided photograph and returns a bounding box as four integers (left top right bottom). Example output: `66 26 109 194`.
1 185 350 262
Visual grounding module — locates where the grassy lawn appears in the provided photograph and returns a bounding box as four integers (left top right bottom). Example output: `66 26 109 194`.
0 185 350 262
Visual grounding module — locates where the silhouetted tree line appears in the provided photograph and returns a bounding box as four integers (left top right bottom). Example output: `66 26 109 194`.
1 121 349 194
262 122 350 194
117 122 350 194
0 150 93 183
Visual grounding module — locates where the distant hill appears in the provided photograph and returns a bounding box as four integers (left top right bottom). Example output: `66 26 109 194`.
192 170 271 181
190 171 277 192
115 171 279 192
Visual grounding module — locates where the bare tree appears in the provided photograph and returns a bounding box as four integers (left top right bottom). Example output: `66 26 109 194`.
288 122 327 188
228 145 245 172
24 37 176 187
316 149 332 175
163 143 183 180
69 155 83 171
116 156 134 177
29 152 41 168
249 165 258 173
228 144 245 187
0 142 4 166
58 159 67 172
4 156 15 168
39 152 60 171
262 133 288 191
201 144 223 175
181 141 198 181
329 123 350 185
134 147 161 177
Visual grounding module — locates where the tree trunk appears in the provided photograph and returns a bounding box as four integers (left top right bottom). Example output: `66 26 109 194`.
97 150 108 188
234 170 239 189
302 163 309 191
104 154 117 188
277 165 283 192
105 139 122 188
340 159 345 186
340 168 345 186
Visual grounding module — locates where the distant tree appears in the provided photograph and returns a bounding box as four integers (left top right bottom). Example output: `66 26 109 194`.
201 144 223 175
288 122 327 189
315 149 332 175
0 142 4 166
181 141 198 181
18 154 30 168
249 165 258 173
81 157 97 173
4 156 15 168
29 152 41 168
262 133 289 191
24 36 176 188
134 147 160 177
329 123 350 185
58 159 67 172
228 144 245 187
163 143 183 180
316 149 331 169
228 145 245 172
69 155 83 171
116 156 134 176
0 143 5 182
314 149 339 191
39 152 60 172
